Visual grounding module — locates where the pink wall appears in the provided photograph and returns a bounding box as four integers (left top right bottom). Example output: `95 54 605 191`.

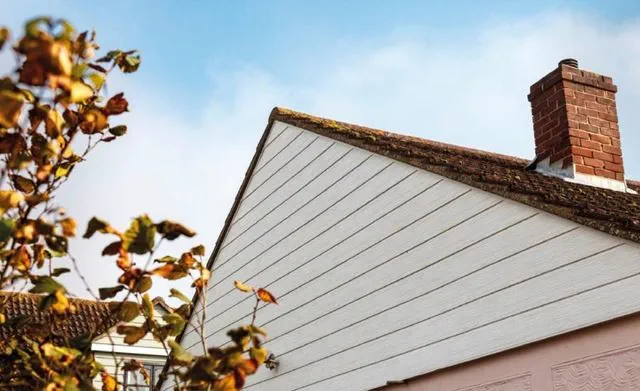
379 313 640 390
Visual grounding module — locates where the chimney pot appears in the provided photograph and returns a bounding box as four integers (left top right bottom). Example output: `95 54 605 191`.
558 58 579 68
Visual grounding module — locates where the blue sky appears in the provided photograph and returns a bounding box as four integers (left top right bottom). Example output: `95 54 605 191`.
4 1 640 299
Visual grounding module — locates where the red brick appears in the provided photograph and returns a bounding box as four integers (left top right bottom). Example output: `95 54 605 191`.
578 122 600 134
583 157 605 168
613 155 624 164
596 96 615 106
593 151 614 162
598 112 618 122
580 139 602 150
611 138 621 147
571 146 594 158
585 100 607 111
577 107 599 117
573 156 584 165
604 161 624 173
587 117 609 128
575 164 595 175
616 172 625 181
584 86 606 97
594 168 616 179
574 91 597 102
589 134 611 145
602 145 622 155
600 128 620 139
568 128 590 140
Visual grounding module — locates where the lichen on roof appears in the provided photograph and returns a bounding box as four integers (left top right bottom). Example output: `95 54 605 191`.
269 107 640 244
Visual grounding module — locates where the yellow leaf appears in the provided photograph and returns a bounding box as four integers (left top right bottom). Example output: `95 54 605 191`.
45 109 65 137
59 217 76 237
101 372 117 391
51 289 74 314
250 347 268 366
69 81 93 103
257 288 278 304
0 91 23 128
234 280 253 293
213 373 236 391
0 190 24 214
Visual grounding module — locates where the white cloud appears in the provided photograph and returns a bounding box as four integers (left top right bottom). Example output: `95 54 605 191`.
6 11 639 301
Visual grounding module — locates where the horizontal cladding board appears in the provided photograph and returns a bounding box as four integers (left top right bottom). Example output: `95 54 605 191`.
221 141 346 248
247 244 640 390
183 174 473 348
208 153 391 290
215 138 353 269
200 166 439 327
232 132 323 225
240 123 299 197
298 273 640 391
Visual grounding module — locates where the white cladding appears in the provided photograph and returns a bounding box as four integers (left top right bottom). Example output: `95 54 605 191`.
169 121 640 391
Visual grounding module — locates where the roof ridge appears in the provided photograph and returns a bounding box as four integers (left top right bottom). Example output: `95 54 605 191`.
270 107 531 167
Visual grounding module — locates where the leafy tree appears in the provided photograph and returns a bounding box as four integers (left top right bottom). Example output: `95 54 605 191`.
0 17 276 390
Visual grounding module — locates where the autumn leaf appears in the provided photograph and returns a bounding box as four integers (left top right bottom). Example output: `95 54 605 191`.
101 372 117 391
0 91 24 128
0 190 24 214
169 288 191 305
118 301 140 322
51 289 74 314
213 373 236 391
116 248 131 270
123 215 156 254
250 347 268 365
83 217 117 238
116 324 148 345
108 125 127 136
168 340 194 365
98 285 125 300
234 280 253 293
105 92 128 115
156 220 196 240
0 27 8 51
101 240 121 256
59 217 77 237
79 107 108 134
45 108 65 137
11 175 35 193
30 276 64 294
191 244 205 256
256 288 278 304
152 263 188 280
11 245 31 271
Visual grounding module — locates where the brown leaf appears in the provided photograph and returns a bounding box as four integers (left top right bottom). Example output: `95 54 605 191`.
105 92 128 115
213 374 236 391
79 107 108 134
11 245 31 271
101 241 121 256
11 175 35 193
0 133 26 154
116 324 147 345
256 288 278 304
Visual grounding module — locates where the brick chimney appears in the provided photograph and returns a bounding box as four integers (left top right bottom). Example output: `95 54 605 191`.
528 59 631 192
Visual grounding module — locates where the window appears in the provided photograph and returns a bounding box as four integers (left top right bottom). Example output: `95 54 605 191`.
123 363 164 390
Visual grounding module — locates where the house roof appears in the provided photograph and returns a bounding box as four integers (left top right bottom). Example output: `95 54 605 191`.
0 291 120 345
269 107 640 244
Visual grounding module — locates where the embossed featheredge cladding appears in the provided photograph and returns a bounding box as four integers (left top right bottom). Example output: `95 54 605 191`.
457 375 533 391
552 346 640 390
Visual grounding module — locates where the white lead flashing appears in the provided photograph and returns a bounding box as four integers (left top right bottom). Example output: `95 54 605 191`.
532 156 637 194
